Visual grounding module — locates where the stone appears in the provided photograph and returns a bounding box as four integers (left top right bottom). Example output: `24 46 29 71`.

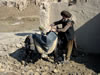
36 68 40 72
0 51 7 56
21 61 25 65
0 63 5 72
41 72 48 75
98 73 100 75
5 72 18 75
0 68 5 72
44 66 49 71
16 43 22 48
34 72 40 75
53 69 58 73
26 70 34 75
3 45 8 51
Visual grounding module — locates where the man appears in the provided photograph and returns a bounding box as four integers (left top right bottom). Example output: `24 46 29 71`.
51 10 75 62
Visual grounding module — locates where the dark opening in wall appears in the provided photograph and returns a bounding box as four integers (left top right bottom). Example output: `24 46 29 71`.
58 0 61 2
85 0 88 2
68 0 77 6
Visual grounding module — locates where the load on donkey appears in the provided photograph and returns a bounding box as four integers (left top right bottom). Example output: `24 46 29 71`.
24 25 58 64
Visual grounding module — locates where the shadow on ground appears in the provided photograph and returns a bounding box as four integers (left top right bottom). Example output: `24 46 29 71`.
72 53 100 73
9 47 40 65
76 13 100 54
15 33 33 36
15 30 40 36
75 13 100 73
9 47 100 73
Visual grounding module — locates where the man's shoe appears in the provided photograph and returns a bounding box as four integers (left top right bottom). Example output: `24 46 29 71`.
64 57 70 64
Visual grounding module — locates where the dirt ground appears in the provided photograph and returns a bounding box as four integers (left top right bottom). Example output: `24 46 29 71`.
0 45 99 75
0 32 99 75
0 4 100 75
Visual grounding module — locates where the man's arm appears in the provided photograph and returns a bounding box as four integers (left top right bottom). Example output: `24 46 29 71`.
51 19 62 26
57 22 72 32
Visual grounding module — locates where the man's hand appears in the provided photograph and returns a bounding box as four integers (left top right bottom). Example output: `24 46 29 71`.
51 26 57 32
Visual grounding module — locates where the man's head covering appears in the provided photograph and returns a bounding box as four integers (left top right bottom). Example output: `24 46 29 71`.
61 10 72 18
